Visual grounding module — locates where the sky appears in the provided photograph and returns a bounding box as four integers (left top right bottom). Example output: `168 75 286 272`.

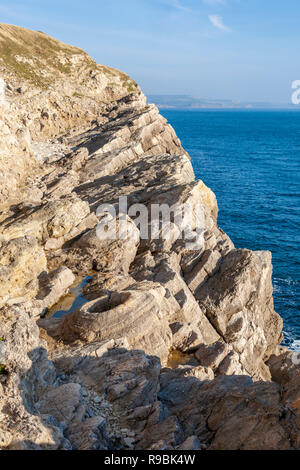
0 0 299 103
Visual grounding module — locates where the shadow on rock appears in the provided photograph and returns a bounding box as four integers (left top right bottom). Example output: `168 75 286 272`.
11 342 300 450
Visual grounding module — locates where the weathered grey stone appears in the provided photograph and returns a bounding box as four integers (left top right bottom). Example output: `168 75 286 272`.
137 415 183 450
0 304 67 449
0 236 46 308
267 346 300 385
157 374 298 450
0 23 295 451
0 340 6 364
196 249 283 379
37 383 81 423
73 215 140 274
132 252 220 352
195 341 230 371
36 266 75 310
178 435 203 450
58 282 172 363
0 195 90 249
66 416 108 450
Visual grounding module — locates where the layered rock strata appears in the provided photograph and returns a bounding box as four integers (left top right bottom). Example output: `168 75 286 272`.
0 25 299 450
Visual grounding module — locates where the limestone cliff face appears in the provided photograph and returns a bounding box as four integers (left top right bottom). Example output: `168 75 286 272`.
0 23 140 206
0 25 299 450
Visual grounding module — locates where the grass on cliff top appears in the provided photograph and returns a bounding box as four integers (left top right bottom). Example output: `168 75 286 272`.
101 64 139 93
0 23 138 92
0 24 85 87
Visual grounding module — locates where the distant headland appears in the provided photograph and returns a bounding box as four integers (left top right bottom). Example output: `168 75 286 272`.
148 94 298 110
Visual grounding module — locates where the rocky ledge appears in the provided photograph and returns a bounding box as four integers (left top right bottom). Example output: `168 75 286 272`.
0 25 299 450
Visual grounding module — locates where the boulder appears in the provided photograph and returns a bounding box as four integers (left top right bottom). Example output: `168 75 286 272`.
36 266 75 310
58 282 172 363
0 236 46 308
196 249 283 379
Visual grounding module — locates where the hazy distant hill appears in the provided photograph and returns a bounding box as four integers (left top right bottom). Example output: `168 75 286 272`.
148 94 294 109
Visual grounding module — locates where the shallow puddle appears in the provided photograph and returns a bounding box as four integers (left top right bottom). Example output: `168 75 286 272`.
167 350 193 369
47 275 92 318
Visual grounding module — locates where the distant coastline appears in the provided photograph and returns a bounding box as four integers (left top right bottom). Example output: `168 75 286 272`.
148 94 300 110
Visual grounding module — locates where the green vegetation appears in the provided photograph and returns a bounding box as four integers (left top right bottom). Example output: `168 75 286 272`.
100 64 139 94
0 24 88 88
72 91 84 98
0 23 139 94
126 81 138 93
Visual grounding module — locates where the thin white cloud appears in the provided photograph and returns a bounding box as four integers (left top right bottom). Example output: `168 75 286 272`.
159 0 192 12
209 14 231 32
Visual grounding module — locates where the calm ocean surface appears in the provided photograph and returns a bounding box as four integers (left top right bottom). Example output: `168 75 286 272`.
160 109 300 350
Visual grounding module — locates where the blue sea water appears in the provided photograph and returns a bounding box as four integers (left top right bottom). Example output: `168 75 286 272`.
160 109 300 350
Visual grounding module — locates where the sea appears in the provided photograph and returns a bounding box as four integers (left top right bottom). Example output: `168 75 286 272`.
160 109 300 351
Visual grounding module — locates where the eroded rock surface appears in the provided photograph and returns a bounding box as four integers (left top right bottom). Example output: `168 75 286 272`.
0 25 299 450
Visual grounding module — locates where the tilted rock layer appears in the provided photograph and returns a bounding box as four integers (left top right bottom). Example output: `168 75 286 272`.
0 25 299 450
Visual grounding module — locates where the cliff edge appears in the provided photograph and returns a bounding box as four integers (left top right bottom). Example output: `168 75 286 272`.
0 25 299 450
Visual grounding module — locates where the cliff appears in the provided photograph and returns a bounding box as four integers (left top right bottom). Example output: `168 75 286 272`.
0 25 299 450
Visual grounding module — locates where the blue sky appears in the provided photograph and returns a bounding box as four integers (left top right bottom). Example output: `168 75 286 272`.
0 0 299 102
